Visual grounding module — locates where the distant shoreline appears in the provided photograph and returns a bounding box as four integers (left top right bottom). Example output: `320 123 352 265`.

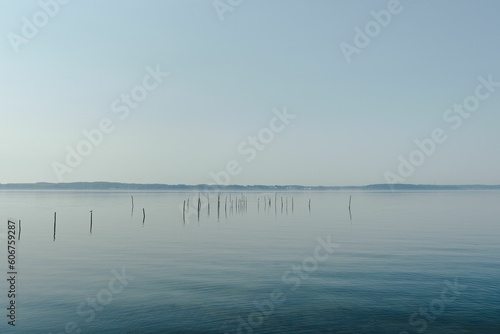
0 182 499 191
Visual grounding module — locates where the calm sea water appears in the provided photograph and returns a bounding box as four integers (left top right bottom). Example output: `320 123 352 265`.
0 190 499 334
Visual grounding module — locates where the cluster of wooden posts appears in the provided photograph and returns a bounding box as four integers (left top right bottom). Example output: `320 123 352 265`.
47 194 352 240
182 193 251 223
180 192 317 224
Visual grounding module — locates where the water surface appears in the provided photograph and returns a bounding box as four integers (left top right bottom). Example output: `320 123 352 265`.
0 190 499 333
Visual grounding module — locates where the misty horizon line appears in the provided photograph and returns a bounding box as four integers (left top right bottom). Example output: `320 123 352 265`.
1 182 499 191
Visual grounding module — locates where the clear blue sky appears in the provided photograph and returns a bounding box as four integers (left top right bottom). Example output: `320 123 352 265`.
1 0 499 186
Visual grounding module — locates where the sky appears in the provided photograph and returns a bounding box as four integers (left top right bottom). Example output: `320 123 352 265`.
1 0 499 186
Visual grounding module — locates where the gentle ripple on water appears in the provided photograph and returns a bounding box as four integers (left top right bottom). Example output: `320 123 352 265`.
0 190 499 333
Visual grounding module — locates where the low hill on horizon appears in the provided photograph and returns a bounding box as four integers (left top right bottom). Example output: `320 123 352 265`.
0 182 499 191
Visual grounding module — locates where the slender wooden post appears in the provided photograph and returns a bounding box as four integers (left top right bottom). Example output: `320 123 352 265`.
217 193 221 221
142 208 146 225
197 195 201 222
131 196 134 216
90 210 93 233
183 200 186 224
18 220 21 241
207 193 210 216
53 212 57 241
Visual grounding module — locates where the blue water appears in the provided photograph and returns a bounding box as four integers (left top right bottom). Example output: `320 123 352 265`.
1 190 499 333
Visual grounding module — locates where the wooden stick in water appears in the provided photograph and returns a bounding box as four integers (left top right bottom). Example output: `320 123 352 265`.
217 193 221 221
349 195 352 222
207 193 210 216
53 212 57 241
183 200 186 224
197 195 201 221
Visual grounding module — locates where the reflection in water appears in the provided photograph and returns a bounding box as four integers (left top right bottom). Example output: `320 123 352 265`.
1 190 499 333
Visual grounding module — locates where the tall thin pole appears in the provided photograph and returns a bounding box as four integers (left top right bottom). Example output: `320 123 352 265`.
197 195 201 222
53 212 57 241
207 193 210 216
131 196 134 217
217 193 221 221
183 200 186 224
